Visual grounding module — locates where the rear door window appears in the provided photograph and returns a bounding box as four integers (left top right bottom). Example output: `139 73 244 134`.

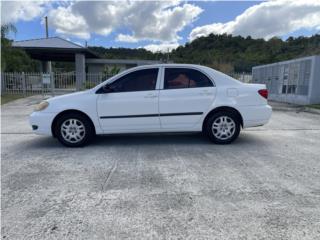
164 68 213 90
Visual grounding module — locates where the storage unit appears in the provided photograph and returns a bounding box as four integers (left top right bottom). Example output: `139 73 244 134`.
252 55 320 104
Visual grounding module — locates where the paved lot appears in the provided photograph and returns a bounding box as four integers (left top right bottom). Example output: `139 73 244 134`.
1 96 320 240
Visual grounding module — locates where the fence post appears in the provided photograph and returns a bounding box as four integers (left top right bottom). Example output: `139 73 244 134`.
50 72 55 97
40 72 44 99
1 72 3 95
22 72 26 97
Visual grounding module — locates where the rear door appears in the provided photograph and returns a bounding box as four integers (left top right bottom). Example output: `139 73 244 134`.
97 68 160 132
159 67 216 129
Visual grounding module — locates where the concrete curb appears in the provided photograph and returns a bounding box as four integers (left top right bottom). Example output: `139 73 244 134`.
270 103 302 112
271 105 320 115
269 100 320 115
304 107 320 115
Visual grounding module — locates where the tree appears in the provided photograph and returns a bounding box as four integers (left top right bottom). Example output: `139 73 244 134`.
1 23 17 39
1 23 38 72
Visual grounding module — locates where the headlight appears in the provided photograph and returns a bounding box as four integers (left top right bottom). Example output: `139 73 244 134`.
34 101 49 111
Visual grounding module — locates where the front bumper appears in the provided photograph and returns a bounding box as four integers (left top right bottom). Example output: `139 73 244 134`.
29 111 56 135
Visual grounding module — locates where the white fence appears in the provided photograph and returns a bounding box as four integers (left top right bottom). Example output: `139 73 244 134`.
1 71 252 96
1 72 113 96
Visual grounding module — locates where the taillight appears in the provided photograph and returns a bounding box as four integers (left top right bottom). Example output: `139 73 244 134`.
258 89 268 99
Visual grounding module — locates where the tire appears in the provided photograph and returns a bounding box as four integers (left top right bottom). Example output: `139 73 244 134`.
204 111 241 144
54 112 94 147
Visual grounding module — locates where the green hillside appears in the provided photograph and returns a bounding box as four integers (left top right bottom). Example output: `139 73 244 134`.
89 34 320 73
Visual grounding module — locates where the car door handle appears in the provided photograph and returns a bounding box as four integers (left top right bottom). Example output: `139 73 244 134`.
144 93 157 98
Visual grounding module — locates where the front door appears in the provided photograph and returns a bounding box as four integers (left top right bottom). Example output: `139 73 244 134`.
159 67 216 129
97 68 160 132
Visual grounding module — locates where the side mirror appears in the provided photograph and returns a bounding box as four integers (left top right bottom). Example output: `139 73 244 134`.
102 84 114 93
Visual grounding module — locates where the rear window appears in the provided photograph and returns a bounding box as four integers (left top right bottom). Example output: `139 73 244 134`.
164 68 213 90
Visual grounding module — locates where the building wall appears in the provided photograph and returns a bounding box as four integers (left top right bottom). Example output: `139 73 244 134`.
86 59 162 74
87 64 128 73
252 55 320 105
309 56 320 104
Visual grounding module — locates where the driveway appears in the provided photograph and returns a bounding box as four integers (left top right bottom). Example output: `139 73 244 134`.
1 96 320 239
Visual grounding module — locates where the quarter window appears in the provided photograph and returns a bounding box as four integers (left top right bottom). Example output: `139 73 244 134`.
108 68 158 92
164 68 213 89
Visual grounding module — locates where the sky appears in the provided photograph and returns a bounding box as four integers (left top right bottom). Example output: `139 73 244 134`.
1 0 320 52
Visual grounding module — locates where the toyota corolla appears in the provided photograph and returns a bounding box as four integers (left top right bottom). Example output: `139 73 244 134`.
30 64 272 147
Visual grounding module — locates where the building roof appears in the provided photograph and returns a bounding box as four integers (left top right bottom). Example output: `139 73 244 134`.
12 37 99 61
86 58 163 65
13 37 85 49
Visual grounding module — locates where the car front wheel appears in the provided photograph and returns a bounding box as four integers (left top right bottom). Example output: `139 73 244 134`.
55 113 94 147
204 111 240 144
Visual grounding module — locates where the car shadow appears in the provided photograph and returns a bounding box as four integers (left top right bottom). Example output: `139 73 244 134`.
93 133 209 146
25 131 266 148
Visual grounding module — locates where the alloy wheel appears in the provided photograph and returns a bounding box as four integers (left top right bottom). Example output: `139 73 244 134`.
211 116 236 140
60 118 86 143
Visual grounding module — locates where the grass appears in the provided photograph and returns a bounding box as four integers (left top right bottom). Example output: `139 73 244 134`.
307 104 320 110
1 94 25 105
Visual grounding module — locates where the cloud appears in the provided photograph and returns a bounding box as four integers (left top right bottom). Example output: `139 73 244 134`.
189 0 320 41
1 0 47 23
48 6 90 39
48 1 203 42
115 34 138 43
143 43 179 53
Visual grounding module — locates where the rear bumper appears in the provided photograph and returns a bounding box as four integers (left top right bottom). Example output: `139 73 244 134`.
29 111 56 136
239 105 272 128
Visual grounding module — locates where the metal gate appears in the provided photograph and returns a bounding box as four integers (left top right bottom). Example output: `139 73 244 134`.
1 72 114 96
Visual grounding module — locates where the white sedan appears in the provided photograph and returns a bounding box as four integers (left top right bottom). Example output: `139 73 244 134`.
30 64 272 147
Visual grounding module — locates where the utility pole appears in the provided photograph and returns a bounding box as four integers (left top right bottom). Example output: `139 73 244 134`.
43 16 52 74
45 16 49 38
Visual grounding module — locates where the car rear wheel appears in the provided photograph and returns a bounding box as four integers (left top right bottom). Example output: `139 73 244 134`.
55 113 94 147
204 111 240 144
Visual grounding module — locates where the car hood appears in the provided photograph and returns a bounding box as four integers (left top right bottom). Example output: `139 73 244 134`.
46 90 91 103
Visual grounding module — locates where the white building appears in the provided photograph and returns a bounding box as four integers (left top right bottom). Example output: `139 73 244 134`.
252 55 320 104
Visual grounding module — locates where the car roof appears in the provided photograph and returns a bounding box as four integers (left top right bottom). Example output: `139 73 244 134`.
133 64 242 86
134 63 206 68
